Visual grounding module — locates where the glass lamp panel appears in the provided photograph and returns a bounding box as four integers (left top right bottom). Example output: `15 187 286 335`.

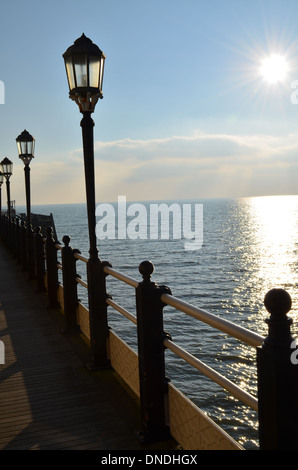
88 56 100 88
0 172 3 184
30 139 35 156
65 57 76 90
21 141 28 155
17 140 34 157
2 160 12 175
99 56 105 91
74 55 88 87
17 141 22 157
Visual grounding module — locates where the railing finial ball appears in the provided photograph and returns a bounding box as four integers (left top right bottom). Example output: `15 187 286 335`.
62 235 71 246
264 288 292 317
139 260 154 281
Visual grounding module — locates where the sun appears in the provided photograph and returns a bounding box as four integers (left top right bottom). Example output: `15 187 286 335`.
260 54 289 84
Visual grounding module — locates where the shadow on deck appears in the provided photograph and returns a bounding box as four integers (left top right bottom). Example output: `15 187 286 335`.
0 243 178 451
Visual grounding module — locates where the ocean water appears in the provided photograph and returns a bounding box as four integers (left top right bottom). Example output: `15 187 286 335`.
16 195 298 450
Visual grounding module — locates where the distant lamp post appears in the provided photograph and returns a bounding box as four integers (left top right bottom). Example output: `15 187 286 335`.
1 157 13 220
63 34 109 368
0 170 3 220
16 129 35 228
16 129 35 277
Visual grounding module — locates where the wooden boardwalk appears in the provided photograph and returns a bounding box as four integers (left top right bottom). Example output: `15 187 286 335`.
0 243 177 451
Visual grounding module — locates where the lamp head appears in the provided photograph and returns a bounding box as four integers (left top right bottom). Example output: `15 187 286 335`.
63 34 105 113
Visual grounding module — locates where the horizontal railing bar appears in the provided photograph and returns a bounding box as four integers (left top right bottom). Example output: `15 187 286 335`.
106 298 137 325
163 337 258 411
56 250 263 348
57 263 62 271
74 252 88 263
76 276 88 289
162 294 264 348
55 243 62 251
104 266 138 288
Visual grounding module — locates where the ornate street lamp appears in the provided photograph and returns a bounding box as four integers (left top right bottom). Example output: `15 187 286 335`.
63 34 105 260
16 129 35 278
63 34 108 368
1 157 13 220
63 33 105 113
16 130 35 226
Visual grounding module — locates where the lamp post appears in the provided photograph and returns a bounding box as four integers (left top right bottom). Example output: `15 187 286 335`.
16 129 35 278
1 158 13 250
0 170 3 239
16 129 35 227
1 157 13 220
0 170 3 220
63 34 109 368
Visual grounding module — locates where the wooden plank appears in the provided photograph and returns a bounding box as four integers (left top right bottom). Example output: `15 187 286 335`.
0 244 177 451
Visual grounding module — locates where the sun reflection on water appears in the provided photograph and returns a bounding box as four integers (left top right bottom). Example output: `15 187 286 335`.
247 195 298 318
217 196 298 448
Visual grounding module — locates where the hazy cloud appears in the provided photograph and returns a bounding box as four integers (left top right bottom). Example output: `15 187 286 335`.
14 131 298 206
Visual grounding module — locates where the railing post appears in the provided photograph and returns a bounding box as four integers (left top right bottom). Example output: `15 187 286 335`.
2 216 7 247
15 218 21 264
8 217 13 254
27 224 35 279
0 215 2 241
21 220 27 270
257 288 298 450
61 235 80 332
45 226 59 308
34 226 46 293
135 260 172 443
11 217 16 257
4 216 8 247
87 258 112 369
14 218 18 259
5 216 9 248
1 216 5 245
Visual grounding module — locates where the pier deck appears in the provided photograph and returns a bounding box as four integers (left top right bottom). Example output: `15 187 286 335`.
0 244 177 451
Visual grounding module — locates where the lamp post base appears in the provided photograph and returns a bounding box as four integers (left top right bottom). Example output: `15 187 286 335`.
87 256 111 370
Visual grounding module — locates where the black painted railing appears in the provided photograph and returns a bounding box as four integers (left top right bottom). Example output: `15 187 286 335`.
2 213 298 450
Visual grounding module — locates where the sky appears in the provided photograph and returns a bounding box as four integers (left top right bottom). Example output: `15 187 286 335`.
1 0 298 206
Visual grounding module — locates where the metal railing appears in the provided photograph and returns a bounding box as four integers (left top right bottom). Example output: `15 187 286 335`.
74 254 260 412
56 243 259 409
2 215 298 450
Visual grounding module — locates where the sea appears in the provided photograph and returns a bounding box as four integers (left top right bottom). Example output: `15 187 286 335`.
16 195 298 450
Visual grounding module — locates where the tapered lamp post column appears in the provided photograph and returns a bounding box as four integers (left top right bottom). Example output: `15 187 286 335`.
63 34 109 368
0 170 3 220
0 170 3 239
1 158 13 220
16 129 35 278
1 158 13 250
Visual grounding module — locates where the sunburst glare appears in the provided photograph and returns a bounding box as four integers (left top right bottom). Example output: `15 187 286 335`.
260 54 289 83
